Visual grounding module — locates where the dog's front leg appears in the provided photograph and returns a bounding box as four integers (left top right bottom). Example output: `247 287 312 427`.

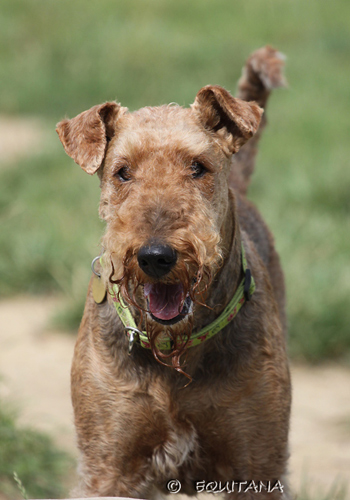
72 457 155 499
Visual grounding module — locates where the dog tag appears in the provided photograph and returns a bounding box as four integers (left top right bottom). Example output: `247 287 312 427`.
92 274 107 304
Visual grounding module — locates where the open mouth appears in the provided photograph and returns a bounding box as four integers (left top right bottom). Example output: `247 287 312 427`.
144 282 192 325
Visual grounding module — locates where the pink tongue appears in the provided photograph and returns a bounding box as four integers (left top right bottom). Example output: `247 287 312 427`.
144 283 184 320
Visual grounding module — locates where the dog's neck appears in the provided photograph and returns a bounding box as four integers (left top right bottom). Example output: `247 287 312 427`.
192 188 243 331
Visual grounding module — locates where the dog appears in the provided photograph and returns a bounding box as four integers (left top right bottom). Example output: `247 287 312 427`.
56 46 291 499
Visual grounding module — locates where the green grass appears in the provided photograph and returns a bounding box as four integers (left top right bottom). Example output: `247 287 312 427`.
0 149 102 295
0 404 72 499
0 0 350 362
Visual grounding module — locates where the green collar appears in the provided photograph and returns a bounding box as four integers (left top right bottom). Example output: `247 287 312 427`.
105 242 255 352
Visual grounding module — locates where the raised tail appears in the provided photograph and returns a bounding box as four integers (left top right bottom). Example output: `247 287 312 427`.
229 46 287 195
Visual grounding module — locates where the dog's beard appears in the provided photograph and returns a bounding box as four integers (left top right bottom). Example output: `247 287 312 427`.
108 245 218 381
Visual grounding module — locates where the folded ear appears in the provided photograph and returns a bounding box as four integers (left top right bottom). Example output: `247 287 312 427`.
56 101 126 175
192 85 263 155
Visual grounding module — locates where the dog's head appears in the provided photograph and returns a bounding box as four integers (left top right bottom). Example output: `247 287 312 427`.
57 86 262 368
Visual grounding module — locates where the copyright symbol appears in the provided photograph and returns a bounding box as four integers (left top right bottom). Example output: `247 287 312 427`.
167 479 181 493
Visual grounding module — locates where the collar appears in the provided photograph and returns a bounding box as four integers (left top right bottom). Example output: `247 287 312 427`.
92 242 255 353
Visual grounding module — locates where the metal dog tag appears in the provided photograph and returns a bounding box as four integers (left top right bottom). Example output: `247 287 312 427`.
92 274 107 304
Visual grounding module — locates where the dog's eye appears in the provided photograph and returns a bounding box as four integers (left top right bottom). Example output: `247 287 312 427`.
115 166 131 182
191 162 207 179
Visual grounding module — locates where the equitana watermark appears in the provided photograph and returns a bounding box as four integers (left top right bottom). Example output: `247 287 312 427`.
166 479 284 494
196 480 284 494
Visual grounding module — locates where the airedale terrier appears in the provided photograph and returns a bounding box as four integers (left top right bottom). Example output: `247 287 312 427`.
57 46 291 499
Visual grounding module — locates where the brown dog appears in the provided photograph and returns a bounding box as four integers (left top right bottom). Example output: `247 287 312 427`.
57 46 291 499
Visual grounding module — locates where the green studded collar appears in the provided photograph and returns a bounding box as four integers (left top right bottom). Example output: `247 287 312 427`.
92 243 255 352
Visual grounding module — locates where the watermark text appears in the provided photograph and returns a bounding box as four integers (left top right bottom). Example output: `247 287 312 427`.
166 479 284 494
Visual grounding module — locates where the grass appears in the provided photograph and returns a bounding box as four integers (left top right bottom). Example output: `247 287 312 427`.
0 0 350 362
0 404 72 499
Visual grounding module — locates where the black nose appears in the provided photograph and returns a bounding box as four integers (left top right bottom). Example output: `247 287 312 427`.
137 244 177 278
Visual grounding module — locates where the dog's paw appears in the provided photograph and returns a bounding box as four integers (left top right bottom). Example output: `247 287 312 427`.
246 45 287 90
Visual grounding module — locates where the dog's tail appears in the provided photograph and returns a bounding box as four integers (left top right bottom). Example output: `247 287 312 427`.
228 46 287 195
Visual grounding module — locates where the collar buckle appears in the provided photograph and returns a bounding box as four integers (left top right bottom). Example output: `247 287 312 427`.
244 268 252 301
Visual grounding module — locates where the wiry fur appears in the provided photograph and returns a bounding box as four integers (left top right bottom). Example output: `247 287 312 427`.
57 46 291 499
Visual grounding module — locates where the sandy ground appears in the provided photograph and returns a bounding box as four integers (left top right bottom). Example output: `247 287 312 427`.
0 296 349 499
0 116 48 165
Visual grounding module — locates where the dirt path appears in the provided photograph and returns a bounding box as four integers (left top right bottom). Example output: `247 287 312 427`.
0 116 48 165
1 296 349 499
0 297 76 455
291 365 350 497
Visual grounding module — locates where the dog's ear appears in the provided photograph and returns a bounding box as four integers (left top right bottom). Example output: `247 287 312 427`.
56 102 126 175
192 85 263 155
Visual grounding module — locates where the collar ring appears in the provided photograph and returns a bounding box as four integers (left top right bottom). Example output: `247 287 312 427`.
125 327 142 353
